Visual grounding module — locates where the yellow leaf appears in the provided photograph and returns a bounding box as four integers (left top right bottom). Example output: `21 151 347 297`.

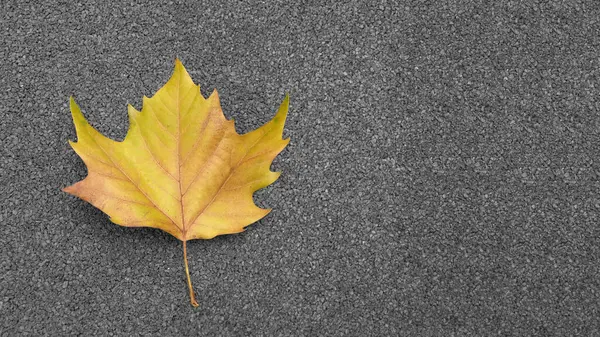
63 59 290 306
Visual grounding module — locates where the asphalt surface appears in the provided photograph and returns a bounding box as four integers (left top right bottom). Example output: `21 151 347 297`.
2 0 600 335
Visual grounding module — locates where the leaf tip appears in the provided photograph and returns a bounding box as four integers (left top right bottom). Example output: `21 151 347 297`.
127 104 140 120
174 57 186 74
279 94 289 114
208 89 221 106
263 208 273 217
283 137 291 145
271 95 289 131
62 184 75 194
69 96 79 112
68 96 87 128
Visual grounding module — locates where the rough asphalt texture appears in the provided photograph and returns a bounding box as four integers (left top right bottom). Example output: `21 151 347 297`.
2 0 600 335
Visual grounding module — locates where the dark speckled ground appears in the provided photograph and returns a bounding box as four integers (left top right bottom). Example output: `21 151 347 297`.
2 1 600 335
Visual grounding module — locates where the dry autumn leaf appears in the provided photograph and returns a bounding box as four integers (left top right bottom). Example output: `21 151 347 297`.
63 59 290 307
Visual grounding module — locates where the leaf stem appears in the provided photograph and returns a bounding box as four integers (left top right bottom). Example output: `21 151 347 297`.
183 240 199 307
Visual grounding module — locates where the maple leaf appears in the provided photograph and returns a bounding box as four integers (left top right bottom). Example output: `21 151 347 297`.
63 59 289 306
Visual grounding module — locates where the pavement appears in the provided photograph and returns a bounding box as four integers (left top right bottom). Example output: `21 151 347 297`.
2 0 600 335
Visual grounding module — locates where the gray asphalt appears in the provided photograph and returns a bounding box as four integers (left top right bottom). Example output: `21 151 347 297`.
2 0 600 335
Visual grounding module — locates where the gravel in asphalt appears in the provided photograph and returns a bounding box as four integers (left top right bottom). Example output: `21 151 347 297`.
1 1 600 335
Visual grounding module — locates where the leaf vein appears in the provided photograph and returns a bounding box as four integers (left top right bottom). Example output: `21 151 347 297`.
91 170 133 183
181 130 227 195
184 123 276 229
138 127 178 182
180 110 212 167
155 94 176 117
145 104 176 138
85 131 181 230
95 189 155 207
